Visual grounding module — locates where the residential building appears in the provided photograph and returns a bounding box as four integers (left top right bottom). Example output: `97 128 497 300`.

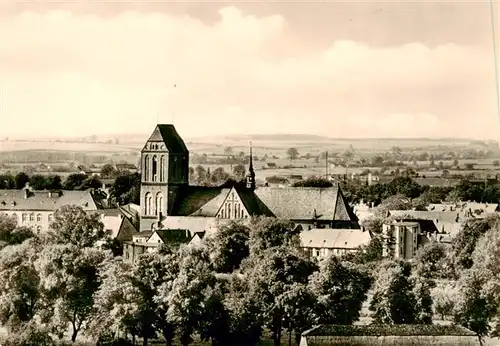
0 184 104 234
123 228 191 262
300 228 371 259
100 208 138 242
382 220 421 260
138 124 360 235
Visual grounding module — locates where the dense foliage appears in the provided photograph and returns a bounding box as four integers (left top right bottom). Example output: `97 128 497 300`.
3 192 500 344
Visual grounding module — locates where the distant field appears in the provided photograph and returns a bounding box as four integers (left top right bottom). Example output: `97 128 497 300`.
0 141 141 153
1 135 492 155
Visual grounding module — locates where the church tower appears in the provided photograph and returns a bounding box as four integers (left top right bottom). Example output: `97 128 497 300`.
140 125 189 228
246 142 256 190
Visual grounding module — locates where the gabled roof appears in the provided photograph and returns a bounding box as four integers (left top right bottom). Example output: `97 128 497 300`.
145 124 188 153
150 229 191 244
254 185 357 221
300 228 371 249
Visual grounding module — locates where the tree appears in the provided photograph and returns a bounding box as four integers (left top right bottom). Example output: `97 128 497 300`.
15 172 29 189
309 256 371 326
0 214 34 249
415 240 447 279
88 259 141 343
360 216 384 234
248 217 300 254
292 177 333 188
63 173 87 190
454 269 495 339
432 284 457 320
49 205 105 248
45 175 62 190
224 147 233 157
111 172 140 205
101 164 117 178
211 167 230 185
286 148 299 161
453 225 500 338
207 222 251 273
166 245 215 346
79 175 102 190
195 165 207 185
379 194 412 211
30 174 48 190
224 274 264 346
243 247 317 346
452 214 500 270
370 260 433 325
35 244 109 342
0 239 43 332
232 164 246 181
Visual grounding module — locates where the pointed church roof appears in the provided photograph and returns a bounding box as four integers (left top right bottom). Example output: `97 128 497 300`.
146 124 188 153
254 185 358 222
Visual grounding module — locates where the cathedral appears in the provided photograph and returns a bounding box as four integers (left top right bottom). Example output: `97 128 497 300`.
139 124 359 234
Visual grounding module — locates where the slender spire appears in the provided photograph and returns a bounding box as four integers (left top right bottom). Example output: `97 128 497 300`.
246 141 256 190
249 141 254 171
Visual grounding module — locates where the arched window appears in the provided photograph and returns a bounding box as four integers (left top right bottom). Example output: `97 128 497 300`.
37 213 42 222
221 209 225 219
144 155 150 181
22 213 27 222
152 156 158 182
227 203 231 219
156 193 164 216
145 192 152 215
160 155 165 182
48 214 53 222
36 226 41 235
12 213 17 221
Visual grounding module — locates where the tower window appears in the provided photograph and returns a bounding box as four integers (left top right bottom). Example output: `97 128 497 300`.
156 193 164 216
144 155 150 181
152 156 158 182
160 155 165 182
145 192 152 215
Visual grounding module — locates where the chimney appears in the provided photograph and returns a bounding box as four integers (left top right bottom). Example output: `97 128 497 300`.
23 188 29 199
48 191 52 198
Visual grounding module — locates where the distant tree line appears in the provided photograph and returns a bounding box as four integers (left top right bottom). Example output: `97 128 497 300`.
292 176 500 208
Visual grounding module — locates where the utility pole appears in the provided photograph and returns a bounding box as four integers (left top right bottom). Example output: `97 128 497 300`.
325 151 328 179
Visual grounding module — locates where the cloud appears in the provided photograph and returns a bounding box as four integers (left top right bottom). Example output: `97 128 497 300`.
0 6 497 139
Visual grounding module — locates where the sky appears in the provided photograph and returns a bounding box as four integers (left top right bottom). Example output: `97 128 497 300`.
0 0 499 140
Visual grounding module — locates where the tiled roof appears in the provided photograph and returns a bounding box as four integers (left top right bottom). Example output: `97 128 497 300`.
0 189 99 211
146 124 188 153
300 228 371 249
172 186 227 216
427 202 499 213
152 229 191 244
254 186 357 221
136 231 153 238
154 216 219 234
389 210 461 224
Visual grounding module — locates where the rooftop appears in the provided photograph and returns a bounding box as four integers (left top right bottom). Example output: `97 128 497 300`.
300 228 371 249
302 324 477 337
0 189 100 211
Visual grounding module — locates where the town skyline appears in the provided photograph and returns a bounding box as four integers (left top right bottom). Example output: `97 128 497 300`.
0 0 499 139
